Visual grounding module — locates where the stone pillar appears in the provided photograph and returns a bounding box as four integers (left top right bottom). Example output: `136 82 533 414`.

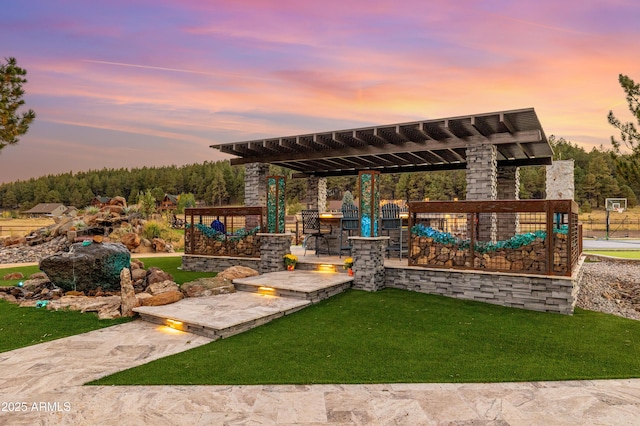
258 233 292 274
307 176 327 212
245 163 269 207
466 144 497 241
497 166 520 239
349 236 388 292
546 160 575 200
497 166 520 200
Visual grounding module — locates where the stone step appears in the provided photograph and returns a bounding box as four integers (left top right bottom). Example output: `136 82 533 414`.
134 292 311 340
232 270 353 302
135 270 353 339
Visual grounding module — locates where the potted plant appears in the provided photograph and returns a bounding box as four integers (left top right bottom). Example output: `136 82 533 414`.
284 253 298 271
343 257 354 276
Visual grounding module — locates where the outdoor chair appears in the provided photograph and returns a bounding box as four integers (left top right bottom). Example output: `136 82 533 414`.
301 209 332 256
339 204 359 258
380 203 406 259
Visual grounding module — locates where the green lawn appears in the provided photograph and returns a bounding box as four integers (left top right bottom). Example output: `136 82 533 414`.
90 288 640 385
584 250 640 259
0 300 132 353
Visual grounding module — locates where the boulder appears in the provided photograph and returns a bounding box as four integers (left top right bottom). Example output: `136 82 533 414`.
0 293 17 304
146 267 174 286
3 235 25 247
39 242 131 293
47 295 122 319
131 268 147 281
120 268 138 317
140 290 183 306
109 196 127 207
3 272 24 280
22 278 51 292
135 292 153 304
146 280 179 295
152 238 166 253
181 276 236 298
121 233 141 251
29 272 48 280
217 266 259 280
131 259 145 269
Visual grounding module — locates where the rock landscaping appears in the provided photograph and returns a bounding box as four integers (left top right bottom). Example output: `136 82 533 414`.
0 196 176 263
0 259 260 319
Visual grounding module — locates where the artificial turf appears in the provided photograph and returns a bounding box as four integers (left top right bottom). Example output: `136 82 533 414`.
89 288 640 385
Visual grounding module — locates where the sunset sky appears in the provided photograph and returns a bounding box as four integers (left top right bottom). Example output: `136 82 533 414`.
1 0 639 184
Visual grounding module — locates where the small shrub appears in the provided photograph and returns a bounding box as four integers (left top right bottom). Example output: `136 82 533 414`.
142 220 164 240
85 206 100 215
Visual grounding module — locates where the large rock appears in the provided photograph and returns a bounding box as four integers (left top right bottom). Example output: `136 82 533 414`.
217 266 259 280
146 280 179 295
146 267 174 286
181 276 236 298
47 295 122 319
121 233 141 251
152 238 166 253
3 272 24 280
120 268 138 317
140 290 183 306
39 242 131 293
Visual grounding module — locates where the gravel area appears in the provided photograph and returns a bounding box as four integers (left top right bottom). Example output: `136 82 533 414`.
578 257 640 320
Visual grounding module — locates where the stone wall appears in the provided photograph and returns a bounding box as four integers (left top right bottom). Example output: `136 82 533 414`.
546 160 575 200
244 163 269 207
181 255 260 272
307 177 327 212
350 237 388 291
185 230 261 257
384 259 582 315
259 233 293 274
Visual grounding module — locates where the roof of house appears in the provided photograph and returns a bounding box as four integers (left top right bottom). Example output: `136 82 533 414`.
212 107 553 178
163 194 179 203
93 196 111 204
23 203 66 214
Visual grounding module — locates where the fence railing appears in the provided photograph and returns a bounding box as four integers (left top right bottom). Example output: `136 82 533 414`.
184 207 266 257
408 200 581 276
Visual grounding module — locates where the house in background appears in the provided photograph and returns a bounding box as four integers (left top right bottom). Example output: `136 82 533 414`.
90 196 111 208
23 203 67 217
159 194 179 211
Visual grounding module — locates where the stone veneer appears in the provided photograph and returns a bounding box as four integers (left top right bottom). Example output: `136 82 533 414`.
307 176 327 212
244 162 270 207
349 236 388 291
258 233 293 274
546 160 575 200
384 257 583 315
181 255 260 272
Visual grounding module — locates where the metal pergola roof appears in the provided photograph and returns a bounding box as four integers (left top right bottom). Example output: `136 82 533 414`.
211 107 553 177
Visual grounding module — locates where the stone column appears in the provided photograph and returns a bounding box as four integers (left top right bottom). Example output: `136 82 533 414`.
245 163 269 207
546 160 575 200
258 233 292 273
307 176 327 212
349 236 388 292
466 144 497 242
497 165 520 239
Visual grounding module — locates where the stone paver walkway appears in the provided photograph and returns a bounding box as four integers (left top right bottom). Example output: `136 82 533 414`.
1 319 640 425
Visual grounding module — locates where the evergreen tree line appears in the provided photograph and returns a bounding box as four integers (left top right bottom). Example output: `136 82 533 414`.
0 136 638 212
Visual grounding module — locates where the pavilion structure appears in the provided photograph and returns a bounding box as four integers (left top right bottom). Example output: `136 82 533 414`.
212 107 560 209
195 107 582 315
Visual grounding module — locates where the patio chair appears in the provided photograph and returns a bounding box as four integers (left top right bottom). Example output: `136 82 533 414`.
381 203 405 259
339 204 359 258
301 209 332 256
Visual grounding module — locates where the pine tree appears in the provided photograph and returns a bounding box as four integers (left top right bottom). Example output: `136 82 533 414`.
0 57 36 151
